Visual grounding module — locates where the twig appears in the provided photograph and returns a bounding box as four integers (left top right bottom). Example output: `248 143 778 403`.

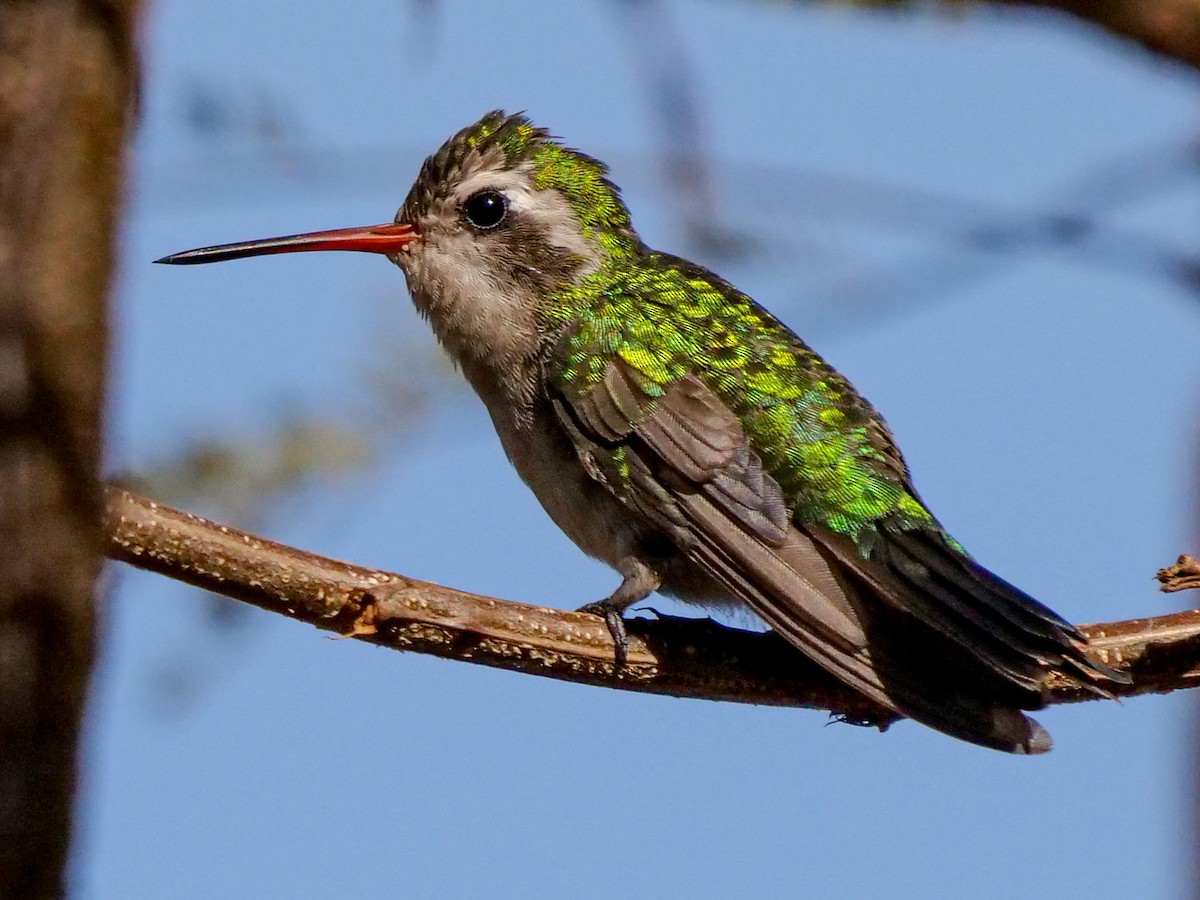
1158 555 1200 593
823 1 1200 75
103 486 1200 718
1007 0 1200 74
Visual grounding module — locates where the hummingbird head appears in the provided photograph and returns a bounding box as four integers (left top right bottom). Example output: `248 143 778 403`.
157 111 640 394
390 111 639 359
396 110 638 291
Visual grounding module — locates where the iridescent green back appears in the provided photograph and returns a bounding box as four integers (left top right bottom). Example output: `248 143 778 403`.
541 252 945 552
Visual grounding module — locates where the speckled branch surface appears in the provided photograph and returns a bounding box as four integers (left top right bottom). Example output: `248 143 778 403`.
103 486 1200 720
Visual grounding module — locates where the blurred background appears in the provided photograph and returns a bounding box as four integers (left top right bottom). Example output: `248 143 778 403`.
82 1 1198 897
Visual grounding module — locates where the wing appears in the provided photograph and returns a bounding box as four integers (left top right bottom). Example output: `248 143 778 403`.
551 357 1115 753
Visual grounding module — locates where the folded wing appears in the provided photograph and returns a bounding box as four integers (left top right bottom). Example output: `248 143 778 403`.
553 358 1122 753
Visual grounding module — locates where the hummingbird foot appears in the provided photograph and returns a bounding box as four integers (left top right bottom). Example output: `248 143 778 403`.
577 601 632 669
827 711 896 733
577 557 661 670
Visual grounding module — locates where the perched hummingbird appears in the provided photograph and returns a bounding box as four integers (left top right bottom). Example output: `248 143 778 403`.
158 110 1126 753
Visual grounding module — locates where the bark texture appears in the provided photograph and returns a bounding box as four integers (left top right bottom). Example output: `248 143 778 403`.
105 487 1200 721
0 3 139 896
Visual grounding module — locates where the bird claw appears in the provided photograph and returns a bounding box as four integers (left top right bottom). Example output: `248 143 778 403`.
577 600 629 670
827 711 895 733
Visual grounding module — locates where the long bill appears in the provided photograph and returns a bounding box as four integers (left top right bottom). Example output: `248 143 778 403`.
154 221 419 265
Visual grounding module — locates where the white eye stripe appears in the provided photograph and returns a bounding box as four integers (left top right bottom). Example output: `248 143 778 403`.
454 169 532 210
449 164 600 273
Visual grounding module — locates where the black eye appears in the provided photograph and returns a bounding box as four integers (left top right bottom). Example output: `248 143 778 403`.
463 190 507 229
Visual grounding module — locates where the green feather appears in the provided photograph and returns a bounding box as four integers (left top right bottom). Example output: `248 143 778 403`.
542 252 940 550
460 111 943 551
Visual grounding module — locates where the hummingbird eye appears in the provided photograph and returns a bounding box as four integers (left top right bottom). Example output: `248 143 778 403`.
463 190 508 230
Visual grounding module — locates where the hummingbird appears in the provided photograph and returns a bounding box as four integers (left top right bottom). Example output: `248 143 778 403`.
158 110 1126 753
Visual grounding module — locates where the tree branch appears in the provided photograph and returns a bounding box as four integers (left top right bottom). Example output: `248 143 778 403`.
815 1 1200 74
103 486 1200 720
1004 0 1200 73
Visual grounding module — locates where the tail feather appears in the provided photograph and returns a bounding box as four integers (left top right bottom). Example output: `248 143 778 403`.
908 703 1052 756
811 526 1129 699
672 488 1066 753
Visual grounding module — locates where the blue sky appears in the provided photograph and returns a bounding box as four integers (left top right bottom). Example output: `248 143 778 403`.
80 2 1199 897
